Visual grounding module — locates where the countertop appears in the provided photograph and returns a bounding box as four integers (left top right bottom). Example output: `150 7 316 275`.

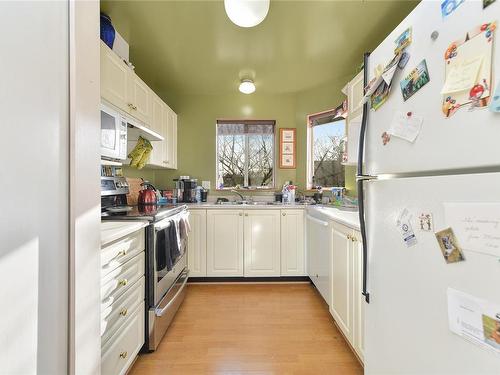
185 202 360 230
185 202 305 210
307 205 360 231
101 220 149 247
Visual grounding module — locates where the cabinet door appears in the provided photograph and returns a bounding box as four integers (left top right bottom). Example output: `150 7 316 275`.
187 210 207 277
148 96 167 167
100 42 129 112
352 230 365 363
126 71 151 124
330 222 354 343
280 210 305 276
244 210 281 277
206 210 244 276
348 70 364 119
150 93 164 136
164 107 177 169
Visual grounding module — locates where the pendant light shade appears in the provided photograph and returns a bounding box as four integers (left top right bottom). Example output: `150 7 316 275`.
239 79 256 94
224 0 270 28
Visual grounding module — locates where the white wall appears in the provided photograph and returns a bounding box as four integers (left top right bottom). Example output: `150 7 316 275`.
0 1 69 374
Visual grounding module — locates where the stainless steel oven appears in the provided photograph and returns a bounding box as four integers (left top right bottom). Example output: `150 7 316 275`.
147 209 190 351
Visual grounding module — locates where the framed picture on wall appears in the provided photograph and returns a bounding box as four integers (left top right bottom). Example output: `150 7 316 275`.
279 128 296 168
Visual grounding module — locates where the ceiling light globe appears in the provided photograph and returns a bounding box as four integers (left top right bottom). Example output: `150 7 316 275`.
239 80 256 94
224 0 270 28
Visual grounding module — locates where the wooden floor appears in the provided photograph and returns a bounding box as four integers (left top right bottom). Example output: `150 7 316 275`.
130 283 363 375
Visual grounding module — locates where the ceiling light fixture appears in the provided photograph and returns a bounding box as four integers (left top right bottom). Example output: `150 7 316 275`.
239 79 256 94
224 0 270 28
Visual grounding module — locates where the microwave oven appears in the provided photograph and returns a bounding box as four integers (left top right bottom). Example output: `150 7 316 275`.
101 103 127 160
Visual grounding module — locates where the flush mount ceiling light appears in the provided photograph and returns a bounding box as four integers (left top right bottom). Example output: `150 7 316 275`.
224 0 270 28
239 79 256 94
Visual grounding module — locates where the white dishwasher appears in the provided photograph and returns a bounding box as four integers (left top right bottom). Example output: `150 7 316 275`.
306 210 332 306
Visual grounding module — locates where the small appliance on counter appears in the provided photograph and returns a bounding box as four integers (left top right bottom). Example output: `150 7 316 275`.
174 176 198 203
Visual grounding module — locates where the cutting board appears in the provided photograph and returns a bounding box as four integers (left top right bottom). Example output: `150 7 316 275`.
126 177 143 205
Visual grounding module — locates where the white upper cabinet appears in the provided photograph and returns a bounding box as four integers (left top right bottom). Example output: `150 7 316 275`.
347 70 364 119
101 42 129 112
244 210 281 277
187 210 207 277
206 210 244 276
126 72 151 124
280 210 305 276
100 41 178 169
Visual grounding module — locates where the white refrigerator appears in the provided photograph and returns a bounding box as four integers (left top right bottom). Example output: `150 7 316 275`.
357 1 500 374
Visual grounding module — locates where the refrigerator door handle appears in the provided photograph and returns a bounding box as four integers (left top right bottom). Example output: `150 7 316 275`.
358 52 371 304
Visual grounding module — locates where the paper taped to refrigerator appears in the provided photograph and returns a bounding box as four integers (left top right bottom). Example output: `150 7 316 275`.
388 111 423 142
444 203 500 257
447 288 500 355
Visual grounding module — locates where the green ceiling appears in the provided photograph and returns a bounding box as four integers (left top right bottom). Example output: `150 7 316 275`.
101 0 418 97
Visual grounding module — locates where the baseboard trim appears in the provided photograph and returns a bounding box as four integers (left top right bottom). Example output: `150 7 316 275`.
188 276 310 283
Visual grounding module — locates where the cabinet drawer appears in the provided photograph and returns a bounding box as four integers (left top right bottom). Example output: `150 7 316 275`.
101 252 145 307
101 276 145 346
101 229 145 277
101 301 145 375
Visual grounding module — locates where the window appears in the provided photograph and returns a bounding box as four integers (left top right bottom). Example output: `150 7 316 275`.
216 120 275 189
307 106 347 189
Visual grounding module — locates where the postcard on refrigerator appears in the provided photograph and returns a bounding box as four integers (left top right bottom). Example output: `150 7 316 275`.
441 0 465 18
447 288 500 355
441 55 484 95
400 60 430 101
418 213 434 231
443 202 500 258
394 27 412 54
435 227 465 263
388 111 423 143
490 80 500 112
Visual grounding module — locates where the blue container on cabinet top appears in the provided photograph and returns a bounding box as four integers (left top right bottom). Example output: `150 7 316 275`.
100 13 115 49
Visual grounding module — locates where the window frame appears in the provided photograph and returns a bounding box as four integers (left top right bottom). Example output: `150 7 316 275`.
306 108 347 190
215 119 276 190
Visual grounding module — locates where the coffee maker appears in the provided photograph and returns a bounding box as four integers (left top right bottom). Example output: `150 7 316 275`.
174 177 198 203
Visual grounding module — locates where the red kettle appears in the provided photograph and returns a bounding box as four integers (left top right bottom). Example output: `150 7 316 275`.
138 182 157 205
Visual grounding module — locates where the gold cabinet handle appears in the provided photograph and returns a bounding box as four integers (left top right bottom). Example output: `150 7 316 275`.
127 103 134 109
119 308 128 316
118 279 128 287
245 213 248 217
119 249 128 257
351 236 357 242
119 351 128 359
347 234 351 240
282 212 286 216
239 213 243 216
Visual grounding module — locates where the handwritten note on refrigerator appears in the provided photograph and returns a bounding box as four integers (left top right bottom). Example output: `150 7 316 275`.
388 111 424 143
444 202 500 257
441 55 483 95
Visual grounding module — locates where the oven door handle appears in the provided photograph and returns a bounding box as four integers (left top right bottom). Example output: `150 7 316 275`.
155 270 189 317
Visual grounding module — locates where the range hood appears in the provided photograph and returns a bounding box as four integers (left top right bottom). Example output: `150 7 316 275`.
127 116 164 142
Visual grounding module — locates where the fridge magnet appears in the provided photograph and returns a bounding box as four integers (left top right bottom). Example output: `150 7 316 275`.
279 128 296 169
388 111 424 143
489 80 500 112
381 131 391 145
400 60 430 101
435 227 465 263
396 208 417 247
398 52 410 69
483 0 496 9
394 27 412 54
441 22 496 118
441 0 465 19
418 213 434 231
448 288 500 355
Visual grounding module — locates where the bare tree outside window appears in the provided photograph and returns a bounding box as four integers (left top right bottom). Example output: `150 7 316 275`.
311 120 345 188
216 121 275 189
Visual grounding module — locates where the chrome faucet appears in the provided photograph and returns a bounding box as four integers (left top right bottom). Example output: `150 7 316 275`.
230 190 245 202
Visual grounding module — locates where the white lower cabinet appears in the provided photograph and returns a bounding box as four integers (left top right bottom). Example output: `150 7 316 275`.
330 222 355 343
280 210 305 276
306 213 331 305
187 209 207 277
206 210 244 276
244 210 281 277
100 227 146 375
329 221 364 364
